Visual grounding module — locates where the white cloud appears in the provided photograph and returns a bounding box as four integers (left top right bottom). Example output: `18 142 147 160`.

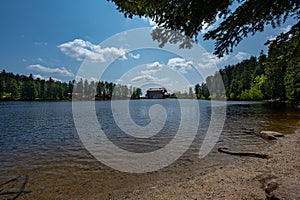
131 61 164 83
138 61 164 76
22 58 27 62
50 77 62 82
234 52 250 61
167 58 193 73
197 63 215 69
198 52 229 69
200 16 221 34
202 52 228 64
27 64 74 77
148 18 157 27
128 53 140 59
266 35 277 42
58 39 127 62
146 61 163 70
280 25 292 33
131 74 158 82
32 74 62 82
115 78 123 84
201 22 213 34
89 77 99 83
266 25 292 43
32 74 45 80
142 17 157 27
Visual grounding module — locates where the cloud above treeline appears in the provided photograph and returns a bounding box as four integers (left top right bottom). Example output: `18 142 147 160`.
128 51 248 85
132 61 163 82
27 64 74 77
32 74 62 82
130 58 194 83
58 39 128 62
233 52 251 61
167 58 193 74
128 53 141 59
280 25 292 33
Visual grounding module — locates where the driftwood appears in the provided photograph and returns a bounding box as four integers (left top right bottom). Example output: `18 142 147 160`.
218 147 269 159
0 175 31 199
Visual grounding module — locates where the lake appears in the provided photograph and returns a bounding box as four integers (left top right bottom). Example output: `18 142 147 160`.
0 100 299 199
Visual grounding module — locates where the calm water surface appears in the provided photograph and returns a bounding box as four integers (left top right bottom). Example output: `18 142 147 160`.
0 100 299 199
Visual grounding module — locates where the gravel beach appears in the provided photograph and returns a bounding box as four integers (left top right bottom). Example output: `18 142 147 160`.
128 129 300 200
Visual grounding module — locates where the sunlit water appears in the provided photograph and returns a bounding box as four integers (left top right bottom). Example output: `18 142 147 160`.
0 100 299 199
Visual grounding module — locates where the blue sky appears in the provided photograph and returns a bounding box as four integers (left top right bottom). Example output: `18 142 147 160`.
0 0 296 92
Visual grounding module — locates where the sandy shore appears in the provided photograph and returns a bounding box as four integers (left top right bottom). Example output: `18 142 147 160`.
127 129 300 199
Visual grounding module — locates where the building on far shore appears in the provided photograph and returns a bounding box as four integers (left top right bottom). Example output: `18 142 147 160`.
146 87 169 99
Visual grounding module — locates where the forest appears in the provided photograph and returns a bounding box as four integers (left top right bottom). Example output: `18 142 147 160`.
0 71 142 100
195 25 300 103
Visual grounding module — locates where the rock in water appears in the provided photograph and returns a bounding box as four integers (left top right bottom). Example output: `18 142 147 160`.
265 178 300 200
259 131 284 140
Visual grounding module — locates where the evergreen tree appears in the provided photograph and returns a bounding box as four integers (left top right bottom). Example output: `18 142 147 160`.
108 0 300 57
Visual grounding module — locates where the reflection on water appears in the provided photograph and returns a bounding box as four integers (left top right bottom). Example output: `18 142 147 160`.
0 100 299 199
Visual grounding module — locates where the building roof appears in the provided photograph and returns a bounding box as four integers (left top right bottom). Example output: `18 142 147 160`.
147 87 166 91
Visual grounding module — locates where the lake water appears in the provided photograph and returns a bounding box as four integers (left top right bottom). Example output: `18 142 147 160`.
0 100 299 199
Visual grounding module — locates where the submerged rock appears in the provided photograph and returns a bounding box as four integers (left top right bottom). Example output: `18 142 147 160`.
259 131 284 140
265 178 300 200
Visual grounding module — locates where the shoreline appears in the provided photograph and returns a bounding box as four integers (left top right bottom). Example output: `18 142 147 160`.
0 98 299 104
127 129 300 199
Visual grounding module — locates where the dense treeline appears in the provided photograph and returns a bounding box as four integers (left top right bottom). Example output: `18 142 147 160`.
0 70 142 100
0 70 72 100
196 53 267 101
73 78 142 100
195 24 300 103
